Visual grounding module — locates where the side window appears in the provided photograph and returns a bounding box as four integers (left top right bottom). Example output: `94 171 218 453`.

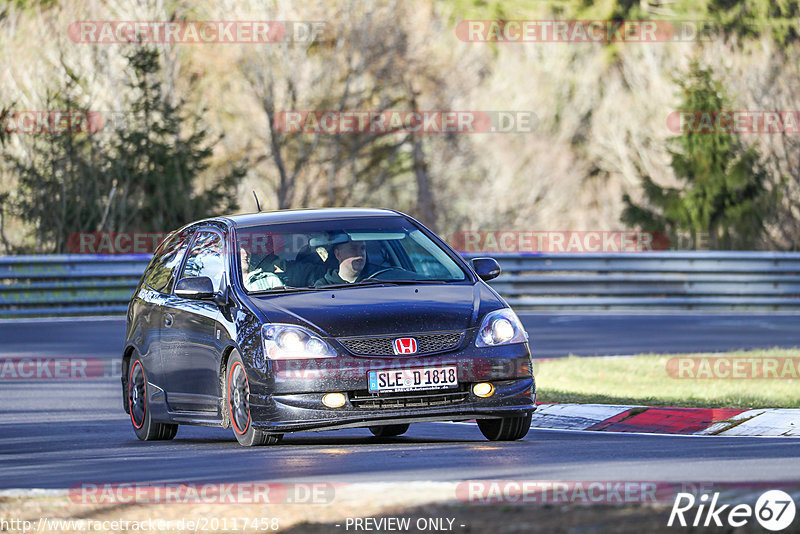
143 229 193 294
180 231 226 293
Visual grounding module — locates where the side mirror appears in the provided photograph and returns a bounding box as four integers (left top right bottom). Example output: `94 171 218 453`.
213 277 230 308
470 257 501 282
175 276 215 299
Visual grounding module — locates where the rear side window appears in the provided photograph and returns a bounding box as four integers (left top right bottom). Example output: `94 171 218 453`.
143 229 193 294
180 231 226 293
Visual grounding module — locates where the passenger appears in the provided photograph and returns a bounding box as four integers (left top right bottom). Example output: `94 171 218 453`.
285 245 330 287
314 240 370 286
241 246 284 291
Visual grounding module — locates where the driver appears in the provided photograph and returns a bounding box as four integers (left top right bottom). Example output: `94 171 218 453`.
241 246 284 291
314 240 371 286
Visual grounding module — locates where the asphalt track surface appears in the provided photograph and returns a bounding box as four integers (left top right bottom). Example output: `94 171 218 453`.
1 313 799 490
2 312 800 360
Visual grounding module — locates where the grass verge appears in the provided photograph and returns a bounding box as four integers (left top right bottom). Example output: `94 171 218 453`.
535 348 800 409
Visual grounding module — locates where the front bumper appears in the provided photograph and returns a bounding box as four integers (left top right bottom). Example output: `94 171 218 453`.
250 377 534 432
246 343 535 433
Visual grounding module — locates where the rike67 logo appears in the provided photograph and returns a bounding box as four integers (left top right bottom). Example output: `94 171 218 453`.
668 489 796 531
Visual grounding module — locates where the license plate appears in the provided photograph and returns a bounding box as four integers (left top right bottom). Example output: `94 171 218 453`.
368 366 458 393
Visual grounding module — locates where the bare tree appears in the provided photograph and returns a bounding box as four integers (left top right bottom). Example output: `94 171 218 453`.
239 0 460 226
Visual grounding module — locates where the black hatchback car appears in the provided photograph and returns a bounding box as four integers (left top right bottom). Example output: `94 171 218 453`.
122 208 535 446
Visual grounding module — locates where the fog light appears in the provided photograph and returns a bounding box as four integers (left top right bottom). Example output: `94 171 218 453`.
472 382 495 398
322 392 347 408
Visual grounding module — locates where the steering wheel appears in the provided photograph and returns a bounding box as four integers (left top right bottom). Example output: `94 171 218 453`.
252 253 279 273
364 267 406 280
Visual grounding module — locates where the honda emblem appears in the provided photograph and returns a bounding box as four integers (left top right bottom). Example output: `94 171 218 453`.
393 337 418 355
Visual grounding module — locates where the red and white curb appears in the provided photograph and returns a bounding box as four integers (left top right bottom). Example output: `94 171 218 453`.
531 404 800 437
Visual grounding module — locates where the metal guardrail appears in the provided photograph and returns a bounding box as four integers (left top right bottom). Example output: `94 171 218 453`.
0 255 151 317
1 252 799 317
466 252 800 310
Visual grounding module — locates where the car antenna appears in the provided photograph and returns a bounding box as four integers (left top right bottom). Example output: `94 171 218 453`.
252 191 262 212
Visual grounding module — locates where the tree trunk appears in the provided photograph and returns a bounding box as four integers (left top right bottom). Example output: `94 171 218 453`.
411 134 436 231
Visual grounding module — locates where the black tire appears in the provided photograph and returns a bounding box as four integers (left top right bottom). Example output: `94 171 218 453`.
128 356 178 441
477 413 532 441
368 424 410 437
226 350 283 447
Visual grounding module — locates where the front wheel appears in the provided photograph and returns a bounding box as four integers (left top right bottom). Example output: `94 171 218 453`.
128 356 178 441
369 424 410 437
477 413 532 441
226 351 283 447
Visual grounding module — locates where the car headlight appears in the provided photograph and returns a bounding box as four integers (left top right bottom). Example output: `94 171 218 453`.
262 324 337 360
475 308 528 347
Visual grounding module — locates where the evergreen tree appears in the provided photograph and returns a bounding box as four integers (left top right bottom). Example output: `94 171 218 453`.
622 60 776 249
105 47 244 234
11 86 106 252
10 47 245 252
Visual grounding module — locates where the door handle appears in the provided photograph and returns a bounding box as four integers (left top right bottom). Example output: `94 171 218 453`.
164 313 174 328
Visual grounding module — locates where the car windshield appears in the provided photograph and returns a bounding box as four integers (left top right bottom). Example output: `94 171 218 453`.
236 217 468 292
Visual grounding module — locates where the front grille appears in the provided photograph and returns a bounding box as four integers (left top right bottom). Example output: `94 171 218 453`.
338 331 464 356
349 385 470 409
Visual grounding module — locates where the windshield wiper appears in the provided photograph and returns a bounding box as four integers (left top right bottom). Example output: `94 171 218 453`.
249 281 393 294
248 286 316 295
251 279 458 294
321 279 455 289
373 279 453 284
317 280 400 290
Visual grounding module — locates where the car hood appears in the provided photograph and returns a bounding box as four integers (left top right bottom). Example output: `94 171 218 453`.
245 283 505 338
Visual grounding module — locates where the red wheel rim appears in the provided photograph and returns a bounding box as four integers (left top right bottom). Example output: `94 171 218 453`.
228 362 251 434
129 360 146 429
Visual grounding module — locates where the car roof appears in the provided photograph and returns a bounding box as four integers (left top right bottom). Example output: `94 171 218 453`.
217 208 404 229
